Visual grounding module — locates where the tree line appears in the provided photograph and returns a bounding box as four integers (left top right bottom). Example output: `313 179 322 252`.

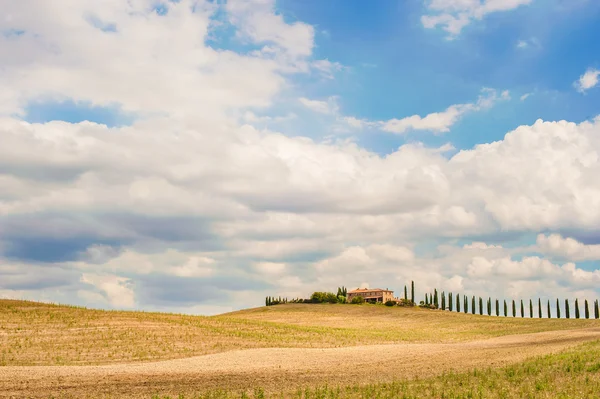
423 290 600 319
266 283 600 320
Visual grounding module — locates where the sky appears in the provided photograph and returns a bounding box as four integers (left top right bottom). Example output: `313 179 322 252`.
1 0 600 315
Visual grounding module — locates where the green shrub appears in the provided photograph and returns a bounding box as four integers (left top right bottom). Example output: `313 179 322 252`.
310 292 338 304
384 300 395 307
351 296 365 304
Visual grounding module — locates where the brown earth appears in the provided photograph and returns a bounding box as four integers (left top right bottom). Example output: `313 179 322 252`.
1 327 599 398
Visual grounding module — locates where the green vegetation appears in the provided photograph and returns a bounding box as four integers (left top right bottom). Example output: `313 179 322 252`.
350 296 364 305
585 300 590 319
150 340 600 398
520 300 524 318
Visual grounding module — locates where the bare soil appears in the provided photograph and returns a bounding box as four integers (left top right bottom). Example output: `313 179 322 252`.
1 327 599 398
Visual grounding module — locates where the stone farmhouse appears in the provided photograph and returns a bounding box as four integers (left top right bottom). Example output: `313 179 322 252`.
346 288 396 303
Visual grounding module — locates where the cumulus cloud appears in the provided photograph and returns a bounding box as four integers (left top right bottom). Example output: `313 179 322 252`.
226 0 314 58
422 0 532 37
574 68 600 93
537 234 600 261
0 0 309 118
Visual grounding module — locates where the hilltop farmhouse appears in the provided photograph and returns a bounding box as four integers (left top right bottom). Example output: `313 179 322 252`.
346 288 396 304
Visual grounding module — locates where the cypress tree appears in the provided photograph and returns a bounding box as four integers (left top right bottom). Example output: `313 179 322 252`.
595 300 599 319
425 293 428 305
479 297 483 315
585 300 589 319
547 300 551 319
404 285 408 301
441 292 446 310
512 299 516 317
566 299 570 319
472 296 476 315
529 299 533 318
538 298 542 318
496 299 499 316
449 292 453 312
434 289 439 308
556 298 561 319
266 297 269 306
520 300 524 318
575 299 580 319
464 296 468 314
504 300 508 317
456 293 461 313
411 281 415 303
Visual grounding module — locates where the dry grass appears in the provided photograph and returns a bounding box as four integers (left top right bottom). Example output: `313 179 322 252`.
1 300 599 366
150 340 600 399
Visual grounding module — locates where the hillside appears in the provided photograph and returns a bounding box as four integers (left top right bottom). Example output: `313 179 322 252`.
1 300 600 398
1 300 599 366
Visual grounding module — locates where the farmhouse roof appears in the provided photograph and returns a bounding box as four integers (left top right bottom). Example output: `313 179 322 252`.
348 288 393 293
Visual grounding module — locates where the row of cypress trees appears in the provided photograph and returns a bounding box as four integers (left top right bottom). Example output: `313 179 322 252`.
424 291 600 319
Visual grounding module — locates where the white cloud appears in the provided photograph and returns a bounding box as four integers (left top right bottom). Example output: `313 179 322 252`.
80 273 135 308
537 234 600 261
298 96 339 114
520 93 532 101
516 37 540 50
226 0 314 58
381 88 509 134
574 68 600 93
0 0 313 118
422 0 532 37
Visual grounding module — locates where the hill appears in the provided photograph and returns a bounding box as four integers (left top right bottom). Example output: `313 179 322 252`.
1 300 598 366
1 300 599 398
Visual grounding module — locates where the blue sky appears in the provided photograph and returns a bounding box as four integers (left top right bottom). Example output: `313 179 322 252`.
2 0 600 314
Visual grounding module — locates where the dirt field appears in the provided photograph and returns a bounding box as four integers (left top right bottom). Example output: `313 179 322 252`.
1 328 599 398
1 300 600 398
